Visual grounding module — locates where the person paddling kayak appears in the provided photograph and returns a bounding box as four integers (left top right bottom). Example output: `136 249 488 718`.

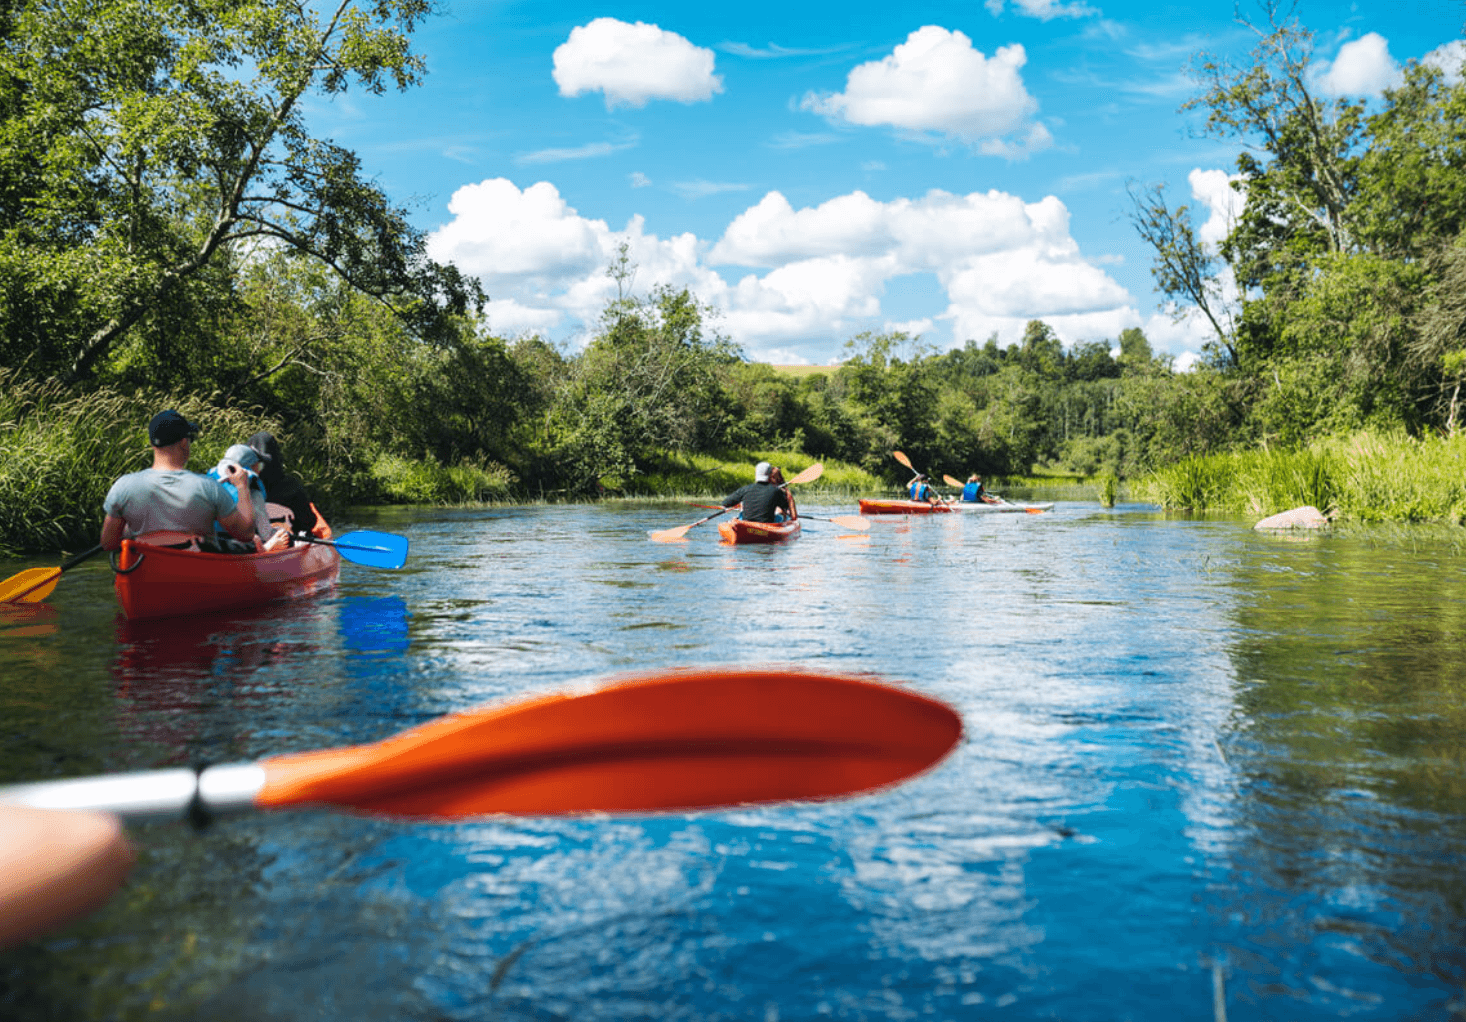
907 473 942 506
961 473 998 504
721 461 792 523
100 410 258 553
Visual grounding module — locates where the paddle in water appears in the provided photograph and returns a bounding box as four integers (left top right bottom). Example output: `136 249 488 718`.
0 667 963 822
294 529 409 569
0 545 105 604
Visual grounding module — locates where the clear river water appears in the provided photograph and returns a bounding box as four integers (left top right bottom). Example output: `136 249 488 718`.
1 498 1465 1021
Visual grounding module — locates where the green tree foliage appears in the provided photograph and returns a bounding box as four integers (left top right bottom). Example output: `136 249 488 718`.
0 0 480 385
1130 2 1466 446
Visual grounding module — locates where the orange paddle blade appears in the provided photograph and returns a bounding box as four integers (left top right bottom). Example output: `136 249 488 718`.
647 524 694 543
828 515 870 531
892 450 914 471
943 474 964 488
787 462 823 485
0 568 61 604
256 668 962 819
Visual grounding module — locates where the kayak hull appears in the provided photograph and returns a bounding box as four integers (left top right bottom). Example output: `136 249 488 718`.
113 524 340 620
858 499 953 515
949 500 1054 512
718 518 802 544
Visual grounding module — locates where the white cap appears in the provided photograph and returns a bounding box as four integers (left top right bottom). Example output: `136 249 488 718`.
223 443 268 469
754 461 772 482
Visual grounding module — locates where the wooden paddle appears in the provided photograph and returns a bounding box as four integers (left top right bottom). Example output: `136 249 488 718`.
0 667 963 822
0 545 104 604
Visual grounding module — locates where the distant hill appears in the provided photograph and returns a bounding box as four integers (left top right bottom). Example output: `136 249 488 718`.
768 364 843 378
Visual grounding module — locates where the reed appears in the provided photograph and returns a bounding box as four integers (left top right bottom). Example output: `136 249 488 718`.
1138 430 1466 523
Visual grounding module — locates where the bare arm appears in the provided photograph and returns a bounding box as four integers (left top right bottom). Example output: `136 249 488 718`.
0 806 134 948
99 514 126 551
218 466 256 542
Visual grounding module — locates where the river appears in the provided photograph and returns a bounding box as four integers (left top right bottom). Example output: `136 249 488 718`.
2 499 1464 1020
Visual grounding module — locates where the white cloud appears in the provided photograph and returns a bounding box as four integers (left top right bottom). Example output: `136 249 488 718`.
1187 167 1245 247
629 171 652 188
670 180 753 200
1424 40 1466 85
552 19 722 109
985 0 1099 20
1314 32 1401 97
427 179 1141 361
515 140 636 165
800 27 1050 156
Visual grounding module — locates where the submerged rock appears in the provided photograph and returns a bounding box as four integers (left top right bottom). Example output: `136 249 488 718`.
1254 505 1331 530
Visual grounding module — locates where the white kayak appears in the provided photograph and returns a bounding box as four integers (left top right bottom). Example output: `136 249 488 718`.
947 498 1053 513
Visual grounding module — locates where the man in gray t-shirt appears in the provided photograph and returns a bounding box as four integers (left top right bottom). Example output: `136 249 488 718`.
100 410 257 549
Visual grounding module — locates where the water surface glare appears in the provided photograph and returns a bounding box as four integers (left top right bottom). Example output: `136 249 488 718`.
2 501 1465 1020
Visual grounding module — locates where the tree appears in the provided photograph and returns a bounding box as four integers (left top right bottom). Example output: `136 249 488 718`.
0 0 481 383
1127 182 1239 363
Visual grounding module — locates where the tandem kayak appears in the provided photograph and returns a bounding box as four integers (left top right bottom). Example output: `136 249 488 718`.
948 499 1053 513
857 499 954 515
718 518 802 544
111 521 340 620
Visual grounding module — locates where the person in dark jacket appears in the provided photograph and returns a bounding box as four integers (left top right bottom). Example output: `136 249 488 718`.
247 431 319 536
720 461 791 523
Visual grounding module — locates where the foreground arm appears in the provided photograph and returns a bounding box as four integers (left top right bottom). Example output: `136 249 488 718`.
0 806 134 948
217 467 256 542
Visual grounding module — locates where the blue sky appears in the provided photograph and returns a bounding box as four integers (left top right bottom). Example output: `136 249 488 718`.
319 0 1466 366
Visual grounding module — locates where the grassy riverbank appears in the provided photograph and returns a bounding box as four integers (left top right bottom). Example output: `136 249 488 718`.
1139 431 1466 523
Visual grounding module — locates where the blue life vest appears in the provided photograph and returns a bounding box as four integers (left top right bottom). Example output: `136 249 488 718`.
908 479 930 501
963 481 983 502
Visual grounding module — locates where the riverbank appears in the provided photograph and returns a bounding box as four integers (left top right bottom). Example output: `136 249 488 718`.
1138 430 1466 523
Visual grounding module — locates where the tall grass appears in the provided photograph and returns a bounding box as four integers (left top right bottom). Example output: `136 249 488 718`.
1139 430 1466 523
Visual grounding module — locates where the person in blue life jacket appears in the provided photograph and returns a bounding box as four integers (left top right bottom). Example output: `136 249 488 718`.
962 473 997 504
907 473 941 505
722 461 791 523
206 443 283 550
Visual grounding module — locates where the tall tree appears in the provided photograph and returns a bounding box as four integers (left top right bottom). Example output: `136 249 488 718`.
0 0 481 383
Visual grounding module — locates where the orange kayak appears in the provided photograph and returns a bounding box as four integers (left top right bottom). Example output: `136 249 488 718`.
112 520 340 620
718 518 801 544
858 499 953 515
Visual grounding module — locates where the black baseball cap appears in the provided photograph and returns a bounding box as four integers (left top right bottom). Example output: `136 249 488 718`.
148 409 199 447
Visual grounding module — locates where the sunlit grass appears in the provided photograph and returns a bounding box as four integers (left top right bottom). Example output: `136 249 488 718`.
1139 430 1466 523
618 450 883 498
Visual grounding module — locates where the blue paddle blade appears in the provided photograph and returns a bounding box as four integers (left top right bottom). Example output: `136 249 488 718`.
329 530 409 569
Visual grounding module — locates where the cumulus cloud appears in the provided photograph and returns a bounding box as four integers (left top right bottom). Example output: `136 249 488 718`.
1424 40 1466 85
1186 168 1245 247
801 26 1050 155
553 19 722 108
427 179 1141 360
985 0 1099 20
1314 32 1401 97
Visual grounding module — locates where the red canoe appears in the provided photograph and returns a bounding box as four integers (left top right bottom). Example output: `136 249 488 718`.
858 499 954 515
717 518 802 544
112 520 340 620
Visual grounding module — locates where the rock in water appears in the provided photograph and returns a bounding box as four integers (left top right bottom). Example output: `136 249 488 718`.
1254 505 1330 530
